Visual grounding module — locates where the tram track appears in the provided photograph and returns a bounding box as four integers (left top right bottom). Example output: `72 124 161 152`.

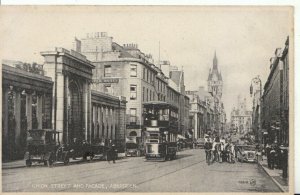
118 159 206 192
58 153 199 192
3 150 202 192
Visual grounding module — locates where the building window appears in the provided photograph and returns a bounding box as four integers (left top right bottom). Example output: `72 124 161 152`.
130 85 137 100
104 84 112 94
104 65 112 77
146 88 149 102
130 108 137 124
143 87 145 102
143 68 145 80
130 64 137 77
150 90 152 101
147 69 149 82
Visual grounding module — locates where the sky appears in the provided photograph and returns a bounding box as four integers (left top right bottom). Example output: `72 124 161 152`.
0 6 293 119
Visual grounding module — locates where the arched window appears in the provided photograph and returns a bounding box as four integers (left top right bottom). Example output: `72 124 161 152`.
129 131 137 136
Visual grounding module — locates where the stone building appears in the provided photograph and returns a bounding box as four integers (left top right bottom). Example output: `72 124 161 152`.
2 62 53 160
230 95 252 135
78 32 189 143
207 52 226 135
261 36 289 146
2 47 127 160
186 86 218 140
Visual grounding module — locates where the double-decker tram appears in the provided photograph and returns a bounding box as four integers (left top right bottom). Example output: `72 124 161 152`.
143 101 178 161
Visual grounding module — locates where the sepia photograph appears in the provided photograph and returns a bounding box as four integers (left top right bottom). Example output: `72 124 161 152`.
0 5 294 193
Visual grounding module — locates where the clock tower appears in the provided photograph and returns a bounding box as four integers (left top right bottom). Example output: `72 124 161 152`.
207 51 223 99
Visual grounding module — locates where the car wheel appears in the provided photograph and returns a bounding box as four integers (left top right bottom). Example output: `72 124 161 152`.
26 160 32 167
90 154 94 161
64 158 69 165
47 158 53 167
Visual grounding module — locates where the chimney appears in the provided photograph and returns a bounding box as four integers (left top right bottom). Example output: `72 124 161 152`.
73 37 81 53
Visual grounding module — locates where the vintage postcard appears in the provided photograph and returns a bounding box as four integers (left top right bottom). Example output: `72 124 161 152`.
0 5 294 193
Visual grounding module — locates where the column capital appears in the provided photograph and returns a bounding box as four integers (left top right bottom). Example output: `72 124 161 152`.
36 91 44 96
24 89 34 95
14 87 24 93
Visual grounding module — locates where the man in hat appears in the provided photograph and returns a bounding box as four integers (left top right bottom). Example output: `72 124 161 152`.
204 138 213 165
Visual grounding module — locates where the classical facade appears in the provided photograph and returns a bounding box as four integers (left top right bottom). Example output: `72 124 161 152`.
230 96 252 135
2 48 127 160
261 36 289 146
2 62 53 160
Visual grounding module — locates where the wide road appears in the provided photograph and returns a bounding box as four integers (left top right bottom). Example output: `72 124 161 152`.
2 149 281 192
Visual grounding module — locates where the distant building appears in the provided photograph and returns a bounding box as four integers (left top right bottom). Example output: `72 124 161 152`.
230 95 252 134
208 51 223 100
207 51 226 135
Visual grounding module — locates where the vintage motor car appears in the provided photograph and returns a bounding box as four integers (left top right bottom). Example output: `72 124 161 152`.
24 129 69 167
67 139 111 161
236 145 257 163
196 138 206 149
125 143 144 157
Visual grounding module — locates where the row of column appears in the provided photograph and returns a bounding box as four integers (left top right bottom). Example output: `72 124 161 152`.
92 104 118 142
2 86 45 157
193 112 208 139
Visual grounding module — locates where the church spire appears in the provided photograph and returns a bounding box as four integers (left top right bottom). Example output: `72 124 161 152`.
213 50 218 70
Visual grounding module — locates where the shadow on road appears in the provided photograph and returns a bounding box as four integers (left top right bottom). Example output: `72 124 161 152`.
176 154 194 159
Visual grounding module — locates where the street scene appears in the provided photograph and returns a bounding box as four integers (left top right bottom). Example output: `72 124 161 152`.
1 6 292 193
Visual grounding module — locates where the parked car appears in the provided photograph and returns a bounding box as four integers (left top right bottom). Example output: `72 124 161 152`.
196 138 205 148
24 129 69 167
67 139 111 161
236 145 257 163
125 143 144 157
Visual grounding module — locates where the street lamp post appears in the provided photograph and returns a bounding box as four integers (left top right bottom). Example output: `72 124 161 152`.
250 75 262 144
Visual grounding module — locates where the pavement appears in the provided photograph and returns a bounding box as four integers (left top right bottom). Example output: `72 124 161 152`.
257 155 289 192
2 153 126 170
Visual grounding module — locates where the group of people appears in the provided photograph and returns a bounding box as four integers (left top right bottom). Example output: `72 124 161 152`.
204 136 236 165
264 143 287 170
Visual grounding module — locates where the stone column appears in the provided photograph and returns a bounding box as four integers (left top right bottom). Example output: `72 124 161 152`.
36 92 43 129
93 105 97 139
82 81 89 141
2 86 10 142
194 112 198 139
104 106 107 139
108 107 112 140
97 106 101 138
26 90 33 130
64 74 69 144
112 108 116 140
56 73 64 143
14 88 22 145
98 106 102 138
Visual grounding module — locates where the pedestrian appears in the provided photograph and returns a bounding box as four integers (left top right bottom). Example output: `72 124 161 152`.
269 147 276 169
275 144 281 169
204 138 213 165
266 143 271 168
108 140 116 164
